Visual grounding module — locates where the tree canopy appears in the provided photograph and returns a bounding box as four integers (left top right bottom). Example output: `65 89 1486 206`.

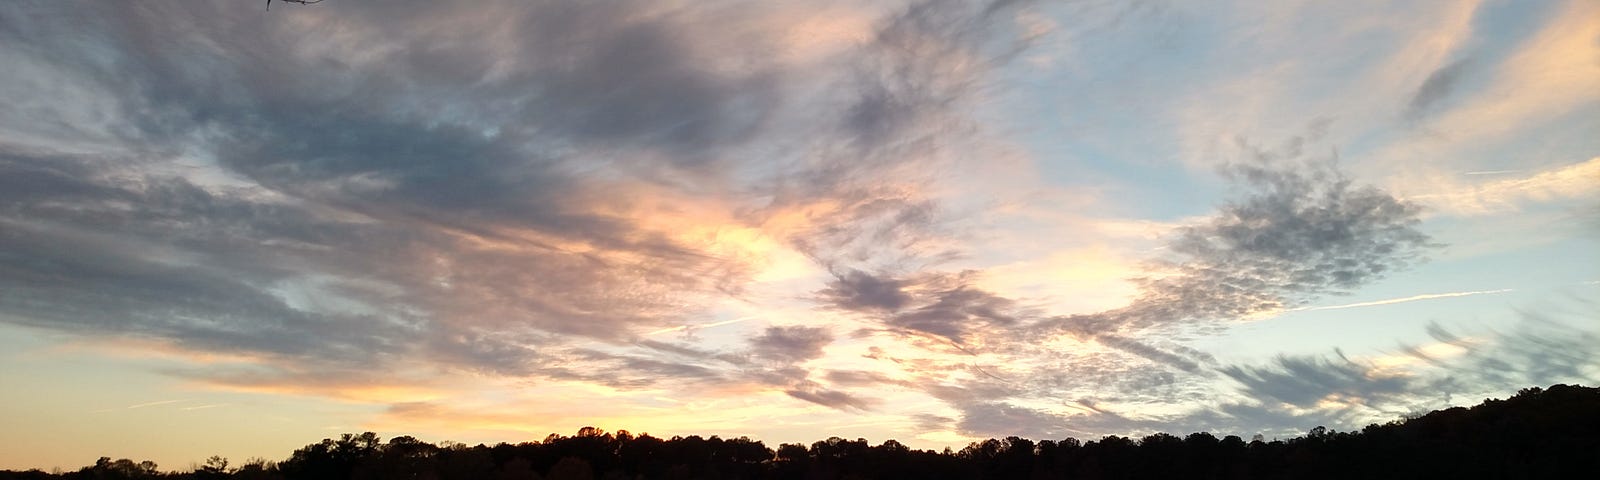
4 384 1595 479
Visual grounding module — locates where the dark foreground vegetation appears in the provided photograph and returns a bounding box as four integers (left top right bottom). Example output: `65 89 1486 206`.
5 384 1596 480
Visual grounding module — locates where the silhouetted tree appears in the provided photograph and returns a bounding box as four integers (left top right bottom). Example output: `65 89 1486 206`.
5 385 1598 480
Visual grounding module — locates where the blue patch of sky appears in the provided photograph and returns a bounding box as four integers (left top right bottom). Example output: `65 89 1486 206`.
1468 0 1564 60
985 2 1246 220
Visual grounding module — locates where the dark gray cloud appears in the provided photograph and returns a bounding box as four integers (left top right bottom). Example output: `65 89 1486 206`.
749 326 834 364
892 279 1021 343
871 148 1435 394
427 331 550 377
504 3 781 161
1030 153 1434 370
1165 303 1600 438
0 149 422 368
1426 303 1600 393
1091 334 1208 373
1141 159 1433 324
785 385 877 412
819 270 1026 345
738 326 899 411
0 141 736 378
0 222 403 363
635 339 725 360
1406 58 1473 121
836 0 1031 150
1219 353 1413 408
917 382 1093 438
820 270 913 313
954 402 1081 439
555 351 724 388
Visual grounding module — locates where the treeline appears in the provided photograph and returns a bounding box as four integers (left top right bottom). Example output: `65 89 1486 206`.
5 384 1595 480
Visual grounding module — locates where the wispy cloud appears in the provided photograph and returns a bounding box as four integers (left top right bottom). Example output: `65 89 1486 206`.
1408 157 1600 215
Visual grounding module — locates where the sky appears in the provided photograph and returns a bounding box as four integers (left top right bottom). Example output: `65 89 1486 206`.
0 0 1597 472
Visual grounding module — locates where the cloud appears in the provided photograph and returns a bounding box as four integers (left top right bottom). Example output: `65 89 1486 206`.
762 0 1038 271
890 276 1022 344
1090 335 1208 373
0 206 412 368
1018 154 1434 374
0 0 1040 392
1183 301 1599 436
819 269 1026 345
936 300 1599 441
0 142 749 382
749 326 834 364
1415 0 1600 144
0 1 817 386
785 386 877 412
820 270 913 313
1408 157 1600 216
736 326 892 411
917 151 1437 436
543 349 725 389
1219 353 1413 409
954 402 1080 439
770 130 1436 436
1158 159 1433 305
1405 58 1473 121
824 369 912 388
6 0 1068 427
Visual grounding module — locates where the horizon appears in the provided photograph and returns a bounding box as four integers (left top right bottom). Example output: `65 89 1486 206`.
12 382 1595 473
1 0 1597 472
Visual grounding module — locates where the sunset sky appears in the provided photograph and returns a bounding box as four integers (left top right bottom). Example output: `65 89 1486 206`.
1 0 1597 471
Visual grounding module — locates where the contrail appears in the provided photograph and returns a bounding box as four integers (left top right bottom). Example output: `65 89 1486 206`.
1291 289 1513 312
92 399 190 413
125 399 189 409
1463 170 1521 175
646 316 755 336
